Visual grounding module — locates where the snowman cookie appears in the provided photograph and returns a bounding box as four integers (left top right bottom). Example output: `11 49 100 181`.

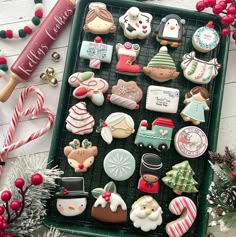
119 7 152 39
91 181 127 223
56 177 88 217
155 14 186 47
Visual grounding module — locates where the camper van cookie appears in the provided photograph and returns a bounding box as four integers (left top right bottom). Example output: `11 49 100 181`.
155 14 186 47
115 42 141 75
91 181 127 223
143 46 180 82
181 51 221 84
192 21 219 53
119 7 152 39
146 86 180 113
107 79 143 110
180 87 210 125
130 196 163 232
66 102 95 135
96 112 135 144
64 139 98 173
83 2 116 34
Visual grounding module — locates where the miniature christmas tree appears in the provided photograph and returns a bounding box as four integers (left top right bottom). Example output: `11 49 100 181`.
162 160 198 194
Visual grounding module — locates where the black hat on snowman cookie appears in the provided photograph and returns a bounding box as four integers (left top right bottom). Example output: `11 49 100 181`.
56 177 89 198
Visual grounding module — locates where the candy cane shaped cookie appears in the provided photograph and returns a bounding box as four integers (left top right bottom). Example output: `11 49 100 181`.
166 196 197 237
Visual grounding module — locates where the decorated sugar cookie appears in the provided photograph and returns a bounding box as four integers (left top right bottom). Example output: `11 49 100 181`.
107 79 143 110
181 51 221 84
155 14 186 47
135 117 174 151
119 7 152 39
115 42 141 75
138 153 163 194
56 177 88 217
68 71 109 106
91 181 127 223
174 126 208 158
66 102 95 135
143 46 180 82
192 21 219 53
64 139 98 173
96 112 135 144
180 87 210 125
130 196 163 232
83 2 116 34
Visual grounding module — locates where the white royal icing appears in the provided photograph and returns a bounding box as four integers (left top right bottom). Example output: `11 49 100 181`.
162 18 180 39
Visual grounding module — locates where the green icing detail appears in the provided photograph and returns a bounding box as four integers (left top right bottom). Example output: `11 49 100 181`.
81 71 93 81
187 60 198 76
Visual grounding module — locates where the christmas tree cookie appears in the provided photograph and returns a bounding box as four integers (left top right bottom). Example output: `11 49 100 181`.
162 161 198 194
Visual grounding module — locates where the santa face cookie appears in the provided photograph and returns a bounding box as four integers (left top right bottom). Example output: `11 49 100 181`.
119 7 152 39
83 2 116 34
56 177 88 217
64 139 98 173
130 196 163 232
192 21 219 53
143 46 180 82
155 14 186 47
91 181 127 223
108 79 143 110
181 51 221 84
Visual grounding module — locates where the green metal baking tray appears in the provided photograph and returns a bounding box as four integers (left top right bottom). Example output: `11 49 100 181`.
44 0 230 236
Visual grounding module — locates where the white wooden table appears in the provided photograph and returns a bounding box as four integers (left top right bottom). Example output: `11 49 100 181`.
0 0 235 236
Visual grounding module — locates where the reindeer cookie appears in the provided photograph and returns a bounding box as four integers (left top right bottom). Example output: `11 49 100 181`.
64 139 98 173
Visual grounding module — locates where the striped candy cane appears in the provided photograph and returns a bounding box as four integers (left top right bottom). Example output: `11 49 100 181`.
0 86 54 176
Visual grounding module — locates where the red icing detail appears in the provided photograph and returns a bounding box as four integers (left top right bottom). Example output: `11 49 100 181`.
152 117 174 128
78 163 84 169
107 94 111 100
206 20 214 28
104 192 111 197
135 104 140 109
102 122 107 127
102 193 106 198
5 30 13 38
231 170 236 181
63 189 69 195
138 178 159 193
140 121 148 127
116 55 141 74
105 197 110 202
135 22 140 28
0 58 7 65
75 87 88 97
142 25 147 29
94 36 102 43
35 9 43 18
24 26 33 35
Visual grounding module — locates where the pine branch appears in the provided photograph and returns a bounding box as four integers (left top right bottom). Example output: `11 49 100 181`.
208 161 231 183
38 226 65 237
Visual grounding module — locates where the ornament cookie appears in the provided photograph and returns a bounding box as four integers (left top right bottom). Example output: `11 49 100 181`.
115 42 141 76
155 14 186 47
146 85 180 113
180 86 210 125
96 112 135 144
135 117 174 151
107 79 143 110
56 177 88 217
181 51 221 84
143 46 180 82
66 102 95 135
166 196 197 237
64 139 98 173
83 2 116 34
130 196 163 232
119 7 152 39
91 181 127 223
138 153 163 194
103 149 135 181
192 21 219 53
162 161 198 195
68 71 109 106
174 126 208 158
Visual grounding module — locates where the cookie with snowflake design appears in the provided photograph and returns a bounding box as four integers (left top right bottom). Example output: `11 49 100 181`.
103 149 136 181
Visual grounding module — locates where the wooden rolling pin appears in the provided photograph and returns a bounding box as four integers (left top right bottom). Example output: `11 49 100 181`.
0 0 76 102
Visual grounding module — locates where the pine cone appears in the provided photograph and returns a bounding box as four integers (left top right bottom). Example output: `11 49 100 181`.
221 186 236 208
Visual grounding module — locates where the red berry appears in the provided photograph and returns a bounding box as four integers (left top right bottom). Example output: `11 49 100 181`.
10 200 21 210
221 28 230 35
14 178 25 189
232 22 236 28
204 0 216 7
105 192 111 197
2 222 7 230
4 234 13 237
219 1 227 9
1 191 12 202
225 0 233 3
30 173 43 186
213 4 223 14
227 5 236 14
227 14 235 23
231 170 236 180
196 1 206 11
221 15 230 25
0 206 5 215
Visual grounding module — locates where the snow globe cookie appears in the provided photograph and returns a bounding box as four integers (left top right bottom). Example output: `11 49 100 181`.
107 79 143 110
64 139 98 173
91 181 127 223
143 46 180 82
103 149 135 181
96 112 135 144
119 7 152 39
155 14 186 47
83 2 116 34
130 196 163 232
66 102 95 135
192 21 220 53
180 86 210 125
56 177 88 217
